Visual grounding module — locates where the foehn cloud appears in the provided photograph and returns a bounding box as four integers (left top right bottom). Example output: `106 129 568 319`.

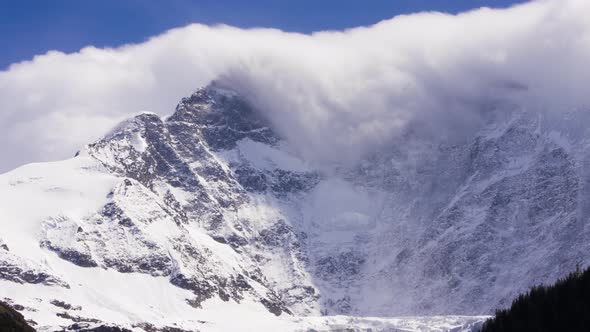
1 0 589 172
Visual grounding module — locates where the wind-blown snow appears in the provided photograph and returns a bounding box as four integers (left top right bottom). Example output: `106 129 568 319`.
218 139 310 172
303 178 381 232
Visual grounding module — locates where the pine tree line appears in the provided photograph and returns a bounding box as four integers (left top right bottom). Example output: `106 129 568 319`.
480 265 590 332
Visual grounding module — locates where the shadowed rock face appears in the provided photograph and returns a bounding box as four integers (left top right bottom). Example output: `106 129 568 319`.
168 84 279 151
0 301 35 332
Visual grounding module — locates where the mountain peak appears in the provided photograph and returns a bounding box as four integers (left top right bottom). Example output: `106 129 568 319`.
169 82 279 151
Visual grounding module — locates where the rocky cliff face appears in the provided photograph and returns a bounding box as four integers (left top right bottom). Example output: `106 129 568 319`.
0 83 587 330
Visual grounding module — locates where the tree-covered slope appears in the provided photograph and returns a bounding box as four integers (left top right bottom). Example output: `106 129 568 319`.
0 301 35 332
481 266 590 332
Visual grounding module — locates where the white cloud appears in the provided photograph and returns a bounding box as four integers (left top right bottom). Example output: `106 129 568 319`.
1 0 590 172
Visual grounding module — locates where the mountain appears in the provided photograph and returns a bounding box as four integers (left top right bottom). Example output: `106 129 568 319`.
0 82 587 331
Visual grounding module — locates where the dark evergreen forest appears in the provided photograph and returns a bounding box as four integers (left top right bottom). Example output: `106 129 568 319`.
481 266 590 332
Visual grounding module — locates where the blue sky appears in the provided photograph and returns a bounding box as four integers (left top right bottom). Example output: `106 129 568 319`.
2 0 528 69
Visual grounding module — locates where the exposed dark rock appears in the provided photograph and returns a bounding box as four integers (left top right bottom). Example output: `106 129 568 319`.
260 291 292 317
225 234 248 249
217 289 230 302
0 301 35 332
133 322 200 332
269 170 320 195
232 165 321 196
101 203 134 228
50 300 81 311
257 220 293 247
233 165 268 192
11 304 24 312
56 311 101 323
171 274 216 308
316 252 366 282
0 257 69 288
233 274 252 291
185 297 204 309
62 323 132 332
41 241 98 268
211 236 227 244
102 252 173 276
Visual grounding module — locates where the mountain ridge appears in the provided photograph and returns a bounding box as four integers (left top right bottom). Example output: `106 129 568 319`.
0 82 587 330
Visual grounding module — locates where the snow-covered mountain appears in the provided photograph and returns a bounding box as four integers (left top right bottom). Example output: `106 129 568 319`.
0 83 587 331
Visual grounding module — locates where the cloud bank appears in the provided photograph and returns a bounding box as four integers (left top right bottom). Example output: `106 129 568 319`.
1 0 590 172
